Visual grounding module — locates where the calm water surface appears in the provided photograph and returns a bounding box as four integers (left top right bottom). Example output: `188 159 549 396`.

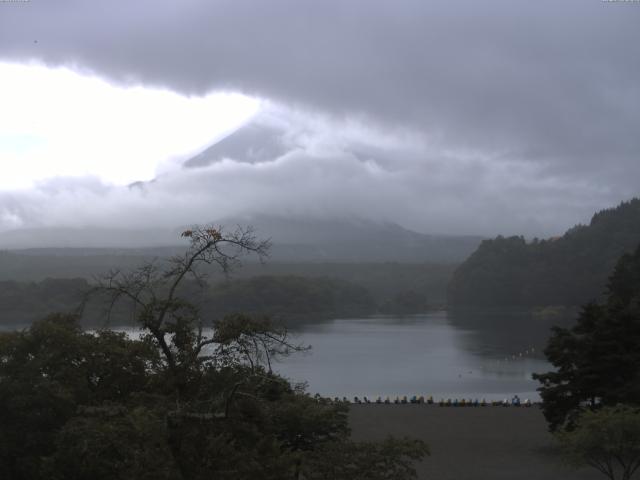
275 311 553 400
4 310 556 400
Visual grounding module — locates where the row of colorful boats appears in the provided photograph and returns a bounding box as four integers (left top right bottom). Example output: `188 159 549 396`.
316 394 535 407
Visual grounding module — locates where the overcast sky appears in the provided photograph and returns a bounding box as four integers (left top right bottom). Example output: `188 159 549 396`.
0 0 638 237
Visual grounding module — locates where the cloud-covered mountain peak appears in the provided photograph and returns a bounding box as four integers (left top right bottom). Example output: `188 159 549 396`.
184 122 290 168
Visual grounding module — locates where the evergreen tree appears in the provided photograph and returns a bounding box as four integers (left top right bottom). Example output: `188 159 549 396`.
534 243 640 430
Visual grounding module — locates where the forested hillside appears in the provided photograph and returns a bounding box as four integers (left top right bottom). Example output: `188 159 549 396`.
0 275 381 327
0 278 88 325
448 199 640 307
205 275 376 320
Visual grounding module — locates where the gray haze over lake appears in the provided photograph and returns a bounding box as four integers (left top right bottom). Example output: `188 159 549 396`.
3 310 554 399
277 312 551 401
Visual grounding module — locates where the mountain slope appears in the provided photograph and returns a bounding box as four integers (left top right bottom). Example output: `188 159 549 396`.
447 198 640 307
0 216 482 263
221 215 482 263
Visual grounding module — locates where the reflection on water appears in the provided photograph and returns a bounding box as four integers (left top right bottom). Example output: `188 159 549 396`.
3 309 564 400
276 311 558 400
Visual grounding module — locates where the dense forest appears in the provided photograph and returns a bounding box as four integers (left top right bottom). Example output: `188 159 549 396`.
0 227 428 479
0 251 455 304
448 199 640 307
206 276 376 320
0 274 432 328
0 278 89 326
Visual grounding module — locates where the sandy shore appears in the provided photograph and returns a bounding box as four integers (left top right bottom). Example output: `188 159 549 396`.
349 404 601 480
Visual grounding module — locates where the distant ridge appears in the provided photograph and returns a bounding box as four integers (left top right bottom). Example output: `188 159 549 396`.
218 215 482 263
0 216 482 263
0 227 185 250
448 198 640 307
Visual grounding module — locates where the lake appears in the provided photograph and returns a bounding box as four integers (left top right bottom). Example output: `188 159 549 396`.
2 309 558 401
275 310 555 401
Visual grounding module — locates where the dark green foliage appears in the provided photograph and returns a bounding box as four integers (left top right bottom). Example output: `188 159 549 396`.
379 290 429 314
0 273 432 328
0 278 88 325
0 313 426 480
246 262 454 307
449 199 640 307
51 406 178 480
0 257 455 322
534 244 640 431
556 406 640 480
0 314 160 479
207 275 375 319
0 226 428 479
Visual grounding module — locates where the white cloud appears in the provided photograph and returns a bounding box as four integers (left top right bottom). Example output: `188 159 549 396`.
0 64 634 239
0 62 260 189
0 1 638 241
0 105 622 238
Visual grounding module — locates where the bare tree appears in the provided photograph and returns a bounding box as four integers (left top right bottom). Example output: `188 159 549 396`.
212 314 309 373
86 225 272 376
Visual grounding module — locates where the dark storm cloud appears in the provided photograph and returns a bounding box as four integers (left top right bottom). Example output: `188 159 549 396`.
0 115 618 238
0 0 638 236
1 0 638 166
